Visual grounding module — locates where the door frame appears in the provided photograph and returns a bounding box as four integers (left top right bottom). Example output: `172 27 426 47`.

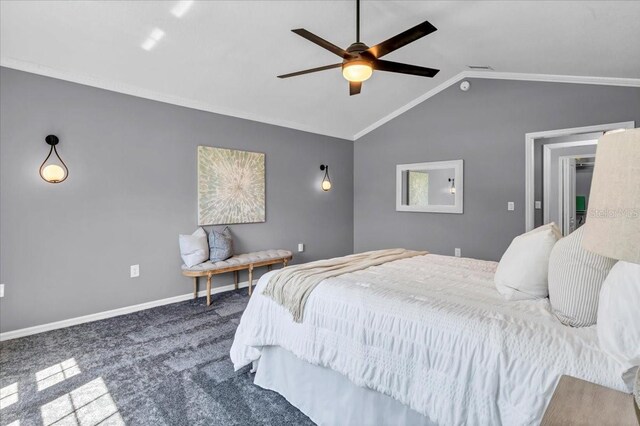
561 156 577 236
524 121 634 231
559 153 595 235
543 141 598 224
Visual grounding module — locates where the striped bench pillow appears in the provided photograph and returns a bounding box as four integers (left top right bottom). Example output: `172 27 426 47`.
548 226 616 327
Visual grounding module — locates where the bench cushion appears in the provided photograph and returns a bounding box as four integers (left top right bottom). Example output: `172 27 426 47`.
182 249 292 272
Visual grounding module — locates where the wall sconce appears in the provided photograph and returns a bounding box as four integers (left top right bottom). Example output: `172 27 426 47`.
320 164 332 191
39 135 68 183
448 178 456 194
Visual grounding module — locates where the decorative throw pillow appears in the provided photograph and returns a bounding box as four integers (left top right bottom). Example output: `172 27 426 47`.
179 227 209 267
495 223 562 300
209 226 233 262
597 261 640 390
548 226 617 327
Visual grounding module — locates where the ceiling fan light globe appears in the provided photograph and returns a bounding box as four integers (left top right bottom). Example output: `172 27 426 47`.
342 61 373 82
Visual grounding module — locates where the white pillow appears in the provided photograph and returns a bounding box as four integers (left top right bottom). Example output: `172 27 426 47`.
179 227 209 267
597 261 640 388
548 226 616 327
495 223 562 300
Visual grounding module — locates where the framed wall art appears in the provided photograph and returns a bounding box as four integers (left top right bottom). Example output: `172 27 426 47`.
197 146 265 225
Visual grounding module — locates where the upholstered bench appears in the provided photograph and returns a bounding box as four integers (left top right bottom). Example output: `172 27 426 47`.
181 249 293 306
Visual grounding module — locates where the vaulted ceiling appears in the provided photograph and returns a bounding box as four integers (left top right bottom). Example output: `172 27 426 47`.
2 1 639 140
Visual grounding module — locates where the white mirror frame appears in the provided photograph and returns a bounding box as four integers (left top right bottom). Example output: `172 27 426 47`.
396 159 463 214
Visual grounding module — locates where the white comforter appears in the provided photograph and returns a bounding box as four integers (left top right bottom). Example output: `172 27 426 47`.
230 254 627 425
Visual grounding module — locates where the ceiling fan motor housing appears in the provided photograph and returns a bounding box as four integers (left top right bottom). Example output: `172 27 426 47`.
343 42 374 81
346 42 369 56
345 42 372 62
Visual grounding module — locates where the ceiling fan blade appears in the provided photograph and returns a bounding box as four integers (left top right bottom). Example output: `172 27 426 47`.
373 60 440 77
292 29 350 58
349 81 362 96
366 20 437 59
278 63 342 79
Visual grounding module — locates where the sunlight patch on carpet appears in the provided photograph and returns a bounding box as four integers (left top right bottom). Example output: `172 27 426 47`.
40 377 124 426
36 358 81 391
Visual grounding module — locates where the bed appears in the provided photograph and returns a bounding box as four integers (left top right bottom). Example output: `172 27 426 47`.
230 253 628 425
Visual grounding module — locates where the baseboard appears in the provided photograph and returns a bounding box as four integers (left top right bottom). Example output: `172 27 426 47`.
0 281 251 342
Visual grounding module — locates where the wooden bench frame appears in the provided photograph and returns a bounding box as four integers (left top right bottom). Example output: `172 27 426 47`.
182 255 291 306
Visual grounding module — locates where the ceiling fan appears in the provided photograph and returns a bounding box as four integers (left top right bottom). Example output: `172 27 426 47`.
277 0 440 96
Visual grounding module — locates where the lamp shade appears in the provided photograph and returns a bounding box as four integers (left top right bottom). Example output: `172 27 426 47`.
582 128 640 263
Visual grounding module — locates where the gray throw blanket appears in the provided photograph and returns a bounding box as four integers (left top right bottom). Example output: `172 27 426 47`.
262 248 428 322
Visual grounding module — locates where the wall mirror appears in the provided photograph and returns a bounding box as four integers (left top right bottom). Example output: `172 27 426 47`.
396 160 463 213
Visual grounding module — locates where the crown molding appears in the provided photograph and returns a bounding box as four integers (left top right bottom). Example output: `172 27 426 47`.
3 57 638 143
464 70 640 88
352 70 640 140
0 57 352 141
352 71 468 140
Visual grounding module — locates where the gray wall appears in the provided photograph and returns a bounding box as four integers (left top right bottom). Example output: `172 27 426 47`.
0 67 354 332
354 78 640 261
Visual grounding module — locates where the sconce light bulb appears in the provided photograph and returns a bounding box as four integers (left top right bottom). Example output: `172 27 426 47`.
322 180 332 191
41 164 66 183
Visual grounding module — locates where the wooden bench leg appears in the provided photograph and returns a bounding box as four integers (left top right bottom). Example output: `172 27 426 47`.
206 274 212 306
193 277 199 300
248 265 254 296
234 270 239 290
267 264 272 272
283 258 289 267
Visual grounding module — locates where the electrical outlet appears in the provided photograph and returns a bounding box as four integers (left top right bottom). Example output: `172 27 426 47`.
508 202 515 211
130 265 140 278
298 243 305 253
454 248 461 257
0 284 4 298
535 201 542 210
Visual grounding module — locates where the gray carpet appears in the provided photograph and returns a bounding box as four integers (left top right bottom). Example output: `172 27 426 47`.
0 290 314 426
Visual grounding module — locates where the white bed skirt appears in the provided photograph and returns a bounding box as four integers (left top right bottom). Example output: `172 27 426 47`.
254 346 435 426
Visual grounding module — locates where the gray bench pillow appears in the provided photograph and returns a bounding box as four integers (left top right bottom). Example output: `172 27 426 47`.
548 226 616 327
209 226 233 262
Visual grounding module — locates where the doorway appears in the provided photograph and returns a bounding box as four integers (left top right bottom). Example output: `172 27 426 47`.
524 121 635 232
560 154 595 235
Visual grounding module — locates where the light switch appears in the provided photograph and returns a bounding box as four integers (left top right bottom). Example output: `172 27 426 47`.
130 264 140 278
454 248 461 257
0 284 4 298
508 202 515 211
535 201 542 210
298 243 304 253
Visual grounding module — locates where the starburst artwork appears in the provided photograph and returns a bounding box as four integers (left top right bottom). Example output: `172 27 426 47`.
197 146 265 225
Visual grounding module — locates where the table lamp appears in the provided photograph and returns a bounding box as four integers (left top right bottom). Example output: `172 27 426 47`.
582 127 639 420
